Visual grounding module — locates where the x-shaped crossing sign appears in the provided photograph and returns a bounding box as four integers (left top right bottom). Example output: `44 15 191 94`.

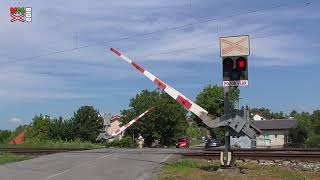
220 35 250 57
11 14 25 22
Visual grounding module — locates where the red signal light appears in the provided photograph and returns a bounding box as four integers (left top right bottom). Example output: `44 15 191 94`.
236 57 247 71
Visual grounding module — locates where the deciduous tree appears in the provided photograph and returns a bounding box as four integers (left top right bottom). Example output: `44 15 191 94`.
72 106 103 142
121 90 188 146
193 85 239 143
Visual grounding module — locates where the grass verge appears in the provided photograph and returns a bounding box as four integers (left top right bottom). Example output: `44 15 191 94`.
1 140 104 149
190 139 204 146
158 159 320 180
0 153 33 165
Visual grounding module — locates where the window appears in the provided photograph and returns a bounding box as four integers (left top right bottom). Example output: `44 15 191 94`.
275 134 277 138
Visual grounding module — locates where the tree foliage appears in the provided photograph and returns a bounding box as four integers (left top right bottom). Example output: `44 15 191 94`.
121 90 188 146
288 110 320 148
26 115 51 142
24 106 103 144
186 123 202 139
192 85 239 143
72 106 104 143
0 130 12 144
250 107 286 119
288 121 308 147
48 117 75 141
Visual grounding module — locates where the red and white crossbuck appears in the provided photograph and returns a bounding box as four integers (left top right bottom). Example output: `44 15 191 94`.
220 35 250 57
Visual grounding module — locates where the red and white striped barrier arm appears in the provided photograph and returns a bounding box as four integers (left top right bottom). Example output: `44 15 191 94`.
110 48 219 127
111 107 154 137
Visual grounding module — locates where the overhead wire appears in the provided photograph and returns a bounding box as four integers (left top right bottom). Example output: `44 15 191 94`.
134 33 282 60
1 0 311 65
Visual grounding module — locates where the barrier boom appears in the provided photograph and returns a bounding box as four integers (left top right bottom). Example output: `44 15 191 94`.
111 107 154 137
110 48 221 128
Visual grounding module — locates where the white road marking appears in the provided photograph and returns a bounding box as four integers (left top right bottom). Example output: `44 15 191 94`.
43 154 112 180
160 154 172 164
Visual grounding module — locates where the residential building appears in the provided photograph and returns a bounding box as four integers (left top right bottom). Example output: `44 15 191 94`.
255 119 297 148
107 115 122 137
97 114 123 141
252 113 266 121
231 119 297 148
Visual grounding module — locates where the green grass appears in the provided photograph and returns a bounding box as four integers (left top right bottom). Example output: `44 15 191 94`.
158 159 320 180
1 140 104 149
190 139 204 146
0 153 33 165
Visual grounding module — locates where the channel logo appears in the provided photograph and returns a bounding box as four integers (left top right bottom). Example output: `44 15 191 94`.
10 7 32 22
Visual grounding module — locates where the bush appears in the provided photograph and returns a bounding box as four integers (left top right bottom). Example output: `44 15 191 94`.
48 118 75 141
105 136 134 148
25 115 50 141
186 124 201 139
306 135 320 148
288 122 308 147
0 130 12 144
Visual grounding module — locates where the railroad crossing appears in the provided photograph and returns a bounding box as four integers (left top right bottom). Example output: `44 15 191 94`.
110 35 261 167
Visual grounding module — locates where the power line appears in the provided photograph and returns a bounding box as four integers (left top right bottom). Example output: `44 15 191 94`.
2 0 310 64
135 33 279 60
10 32 304 78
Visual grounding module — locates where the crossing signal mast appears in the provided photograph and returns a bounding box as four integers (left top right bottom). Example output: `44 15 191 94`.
220 35 260 167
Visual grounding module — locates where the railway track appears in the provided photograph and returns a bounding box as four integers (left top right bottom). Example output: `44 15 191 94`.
182 148 320 161
1 147 320 161
0 148 89 155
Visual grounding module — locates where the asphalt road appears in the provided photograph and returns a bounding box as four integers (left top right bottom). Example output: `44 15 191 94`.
0 148 181 180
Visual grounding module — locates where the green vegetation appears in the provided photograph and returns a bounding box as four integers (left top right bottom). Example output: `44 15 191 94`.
288 110 320 148
24 106 103 144
1 139 104 149
185 123 202 140
71 106 104 142
0 130 12 144
0 105 104 149
158 160 319 180
189 139 204 146
193 85 239 143
0 153 33 165
105 136 134 148
121 90 188 147
249 107 287 119
2 85 319 149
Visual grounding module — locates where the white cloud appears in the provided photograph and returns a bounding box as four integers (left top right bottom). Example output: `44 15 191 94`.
9 117 23 124
0 0 318 103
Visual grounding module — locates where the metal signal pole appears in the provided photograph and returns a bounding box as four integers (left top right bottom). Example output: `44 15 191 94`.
222 86 233 167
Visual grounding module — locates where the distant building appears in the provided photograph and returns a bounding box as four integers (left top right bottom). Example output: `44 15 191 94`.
9 129 27 145
253 113 266 121
186 117 194 125
231 119 297 148
97 114 123 141
107 115 122 137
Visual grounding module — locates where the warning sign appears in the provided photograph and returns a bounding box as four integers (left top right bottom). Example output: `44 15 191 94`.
220 35 250 57
223 80 248 87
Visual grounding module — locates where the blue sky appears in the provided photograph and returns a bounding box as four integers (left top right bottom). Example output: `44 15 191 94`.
0 0 319 130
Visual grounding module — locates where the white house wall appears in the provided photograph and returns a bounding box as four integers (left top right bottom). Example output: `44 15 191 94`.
230 136 252 148
256 130 288 148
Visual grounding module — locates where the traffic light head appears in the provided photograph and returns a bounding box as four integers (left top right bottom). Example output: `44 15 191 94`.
236 57 247 71
222 56 248 85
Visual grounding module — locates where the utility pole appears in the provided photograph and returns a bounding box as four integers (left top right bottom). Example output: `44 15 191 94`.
74 32 78 49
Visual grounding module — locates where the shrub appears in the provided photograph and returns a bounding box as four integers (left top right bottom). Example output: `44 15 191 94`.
306 135 320 148
105 136 134 148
